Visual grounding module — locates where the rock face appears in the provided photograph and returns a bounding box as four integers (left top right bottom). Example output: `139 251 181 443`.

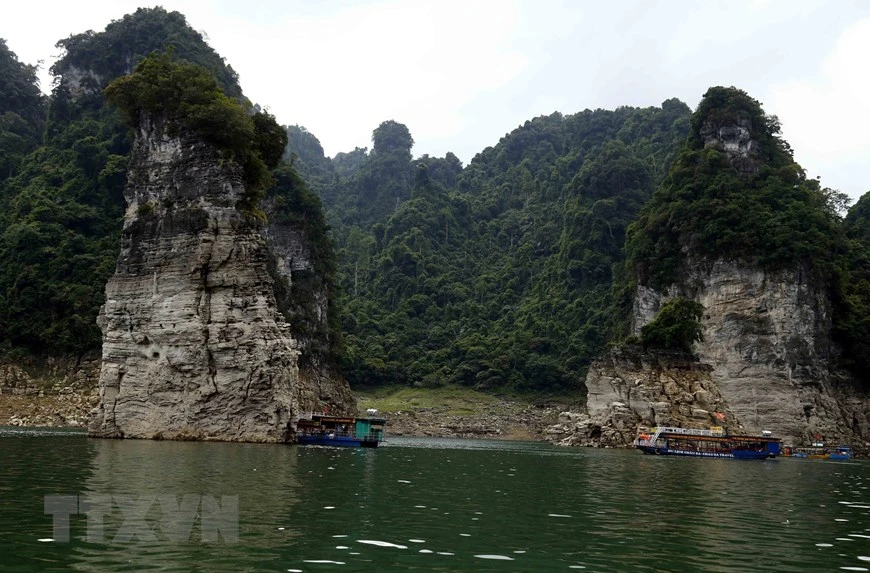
551 258 870 449
552 95 870 450
627 260 869 446
547 347 738 447
89 115 300 442
699 117 759 174
263 214 356 416
1 354 99 396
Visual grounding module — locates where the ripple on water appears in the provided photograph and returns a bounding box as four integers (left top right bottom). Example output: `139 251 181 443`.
356 539 408 549
474 555 514 560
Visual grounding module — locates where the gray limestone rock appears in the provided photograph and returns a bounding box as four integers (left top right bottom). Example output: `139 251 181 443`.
628 259 867 446
89 116 300 442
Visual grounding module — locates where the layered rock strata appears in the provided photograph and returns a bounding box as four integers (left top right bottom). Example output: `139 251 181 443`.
553 260 869 449
554 105 870 449
629 261 866 446
89 116 299 442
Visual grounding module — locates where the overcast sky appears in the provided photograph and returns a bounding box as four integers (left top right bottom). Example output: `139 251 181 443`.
3 0 869 203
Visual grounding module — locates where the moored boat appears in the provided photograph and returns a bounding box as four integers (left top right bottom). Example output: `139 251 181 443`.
785 444 853 460
634 426 782 459
296 413 387 448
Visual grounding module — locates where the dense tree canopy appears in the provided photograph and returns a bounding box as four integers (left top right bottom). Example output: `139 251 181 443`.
0 39 45 180
836 191 870 378
2 13 868 393
105 50 285 200
310 103 693 391
626 86 845 288
0 9 294 356
640 297 704 352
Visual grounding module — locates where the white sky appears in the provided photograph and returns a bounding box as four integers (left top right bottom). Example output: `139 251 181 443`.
2 0 869 204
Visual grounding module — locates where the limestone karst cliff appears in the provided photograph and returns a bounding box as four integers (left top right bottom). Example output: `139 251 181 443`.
263 213 356 415
88 115 302 441
550 87 870 449
629 261 868 446
88 111 357 441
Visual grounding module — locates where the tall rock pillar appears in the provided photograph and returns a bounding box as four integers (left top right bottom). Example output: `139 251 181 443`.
89 115 300 442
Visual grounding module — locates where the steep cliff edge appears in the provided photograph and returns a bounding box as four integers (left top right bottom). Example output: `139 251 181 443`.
547 347 737 447
88 115 301 441
263 217 356 415
551 87 870 449
631 262 868 445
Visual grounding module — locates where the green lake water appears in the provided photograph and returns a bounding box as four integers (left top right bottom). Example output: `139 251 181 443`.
1 427 869 572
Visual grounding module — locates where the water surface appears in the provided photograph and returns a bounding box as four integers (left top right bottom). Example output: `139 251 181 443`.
1 428 868 572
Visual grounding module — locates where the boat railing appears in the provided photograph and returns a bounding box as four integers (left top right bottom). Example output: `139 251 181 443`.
654 426 720 436
634 426 724 447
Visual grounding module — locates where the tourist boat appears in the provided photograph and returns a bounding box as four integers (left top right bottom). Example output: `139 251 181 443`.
634 426 782 459
785 443 853 460
296 412 387 448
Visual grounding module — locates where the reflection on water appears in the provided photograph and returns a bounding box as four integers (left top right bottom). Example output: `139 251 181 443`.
1 428 869 572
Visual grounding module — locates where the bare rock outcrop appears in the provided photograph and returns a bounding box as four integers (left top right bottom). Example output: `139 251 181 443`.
89 116 300 442
625 260 868 447
547 347 738 447
263 218 356 416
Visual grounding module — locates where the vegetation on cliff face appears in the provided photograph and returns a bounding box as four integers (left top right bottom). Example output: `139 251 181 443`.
1 11 868 393
625 86 867 379
266 165 342 365
640 297 704 352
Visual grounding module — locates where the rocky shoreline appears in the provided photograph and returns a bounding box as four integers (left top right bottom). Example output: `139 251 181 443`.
1 384 569 442
0 356 100 428
380 400 566 441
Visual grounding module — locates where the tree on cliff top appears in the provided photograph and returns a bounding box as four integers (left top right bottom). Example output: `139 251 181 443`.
104 50 286 202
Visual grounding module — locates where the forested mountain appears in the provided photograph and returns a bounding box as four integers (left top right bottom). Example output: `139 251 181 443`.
0 39 45 180
840 191 870 376
286 101 694 391
286 88 869 391
625 87 870 378
1 8 867 395
0 8 338 362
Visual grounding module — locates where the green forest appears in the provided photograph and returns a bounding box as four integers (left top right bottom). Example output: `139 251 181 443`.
0 7 868 394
